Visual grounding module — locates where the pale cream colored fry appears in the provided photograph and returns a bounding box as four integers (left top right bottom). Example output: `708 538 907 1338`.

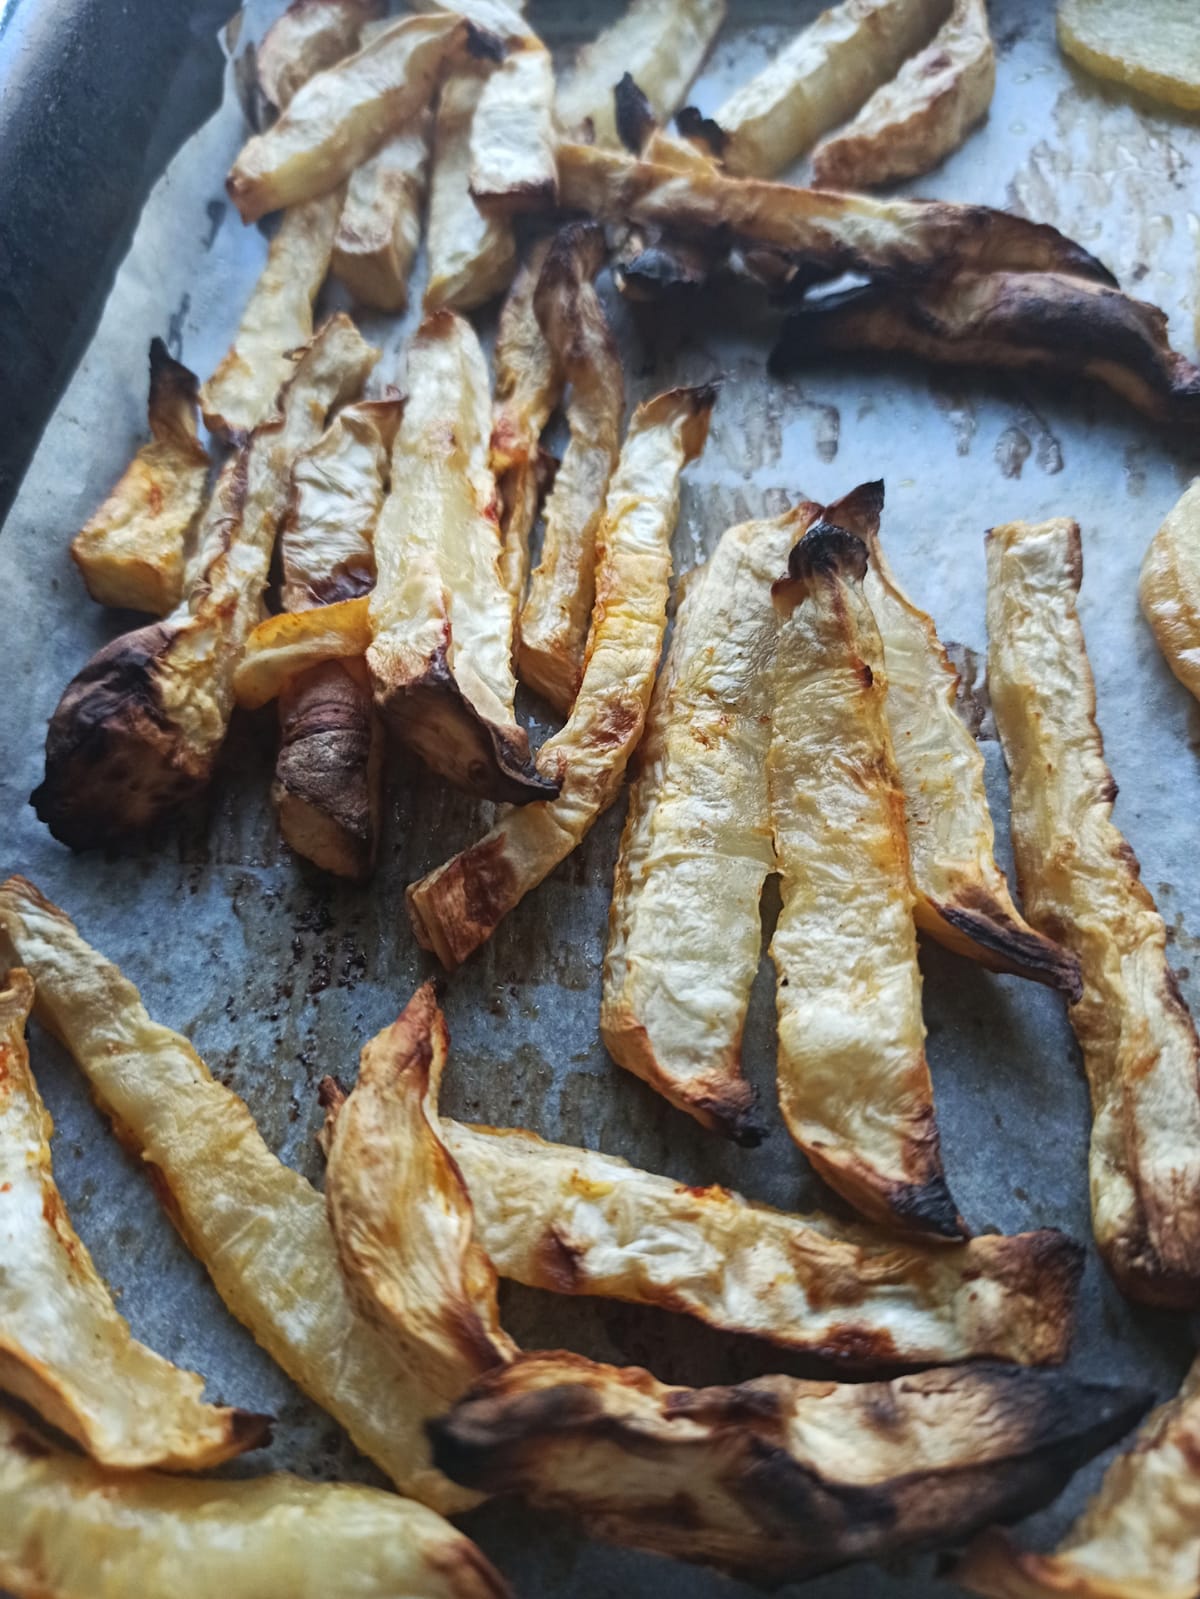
256 0 381 112
987 519 1200 1308
470 40 558 213
1140 478 1200 705
331 114 431 311
425 72 517 311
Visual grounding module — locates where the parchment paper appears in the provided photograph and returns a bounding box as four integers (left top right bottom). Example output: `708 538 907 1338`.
2 3 1199 1595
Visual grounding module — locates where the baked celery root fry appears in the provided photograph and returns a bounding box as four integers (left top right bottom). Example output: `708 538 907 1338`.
408 383 715 970
556 0 726 147
1140 477 1200 704
227 13 495 223
368 310 554 803
987 519 1200 1308
956 1355 1200 1599
256 0 381 113
32 315 377 851
200 189 344 440
0 1406 512 1599
234 594 371 709
0 971 268 1471
0 877 475 1513
518 222 624 714
772 272 1200 427
321 985 516 1398
331 114 431 312
812 0 994 188
829 480 1081 994
425 72 517 313
470 38 558 213
770 514 963 1239
70 340 210 616
601 509 801 1144
1057 0 1200 117
709 0 949 179
431 1351 1150 1586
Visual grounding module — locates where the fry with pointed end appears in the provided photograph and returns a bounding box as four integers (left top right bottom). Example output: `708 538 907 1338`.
256 0 382 114
470 38 558 213
602 509 800 1144
331 113 431 311
71 340 210 616
812 0 995 188
321 985 516 1398
408 384 715 969
556 0 726 147
32 315 377 851
234 595 371 709
0 877 475 1513
956 1354 1200 1599
0 971 268 1471
200 190 344 440
518 222 624 713
0 1405 512 1599
770 514 963 1239
987 519 1200 1307
1140 478 1200 705
368 311 555 803
426 73 517 313
431 1351 1150 1586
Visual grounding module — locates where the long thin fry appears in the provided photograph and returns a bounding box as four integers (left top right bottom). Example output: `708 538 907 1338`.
256 0 382 113
470 39 558 213
1140 477 1200 704
426 72 518 311
331 114 431 311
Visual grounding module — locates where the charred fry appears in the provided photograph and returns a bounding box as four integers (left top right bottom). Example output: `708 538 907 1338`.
987 518 1200 1307
331 114 431 311
1139 477 1200 705
408 384 715 969
256 0 381 114
518 222 624 713
426 72 518 312
71 341 209 616
770 514 963 1238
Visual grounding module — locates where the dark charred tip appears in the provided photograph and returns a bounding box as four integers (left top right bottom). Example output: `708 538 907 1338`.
675 105 727 157
614 72 656 154
316 1076 348 1112
937 903 1085 1002
888 1171 967 1241
148 337 202 410
229 1409 274 1450
830 480 885 534
463 21 506 62
786 523 870 587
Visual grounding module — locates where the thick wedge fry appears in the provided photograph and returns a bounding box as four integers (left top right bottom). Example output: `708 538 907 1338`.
556 0 726 147
518 222 623 713
425 73 517 312
957 1355 1200 1599
331 114 431 311
431 1351 1149 1586
812 0 995 188
227 13 492 223
1058 0 1200 117
256 0 381 113
0 1405 511 1599
0 971 267 1471
33 316 377 850
200 190 344 440
368 311 554 802
710 0 949 179
71 341 210 616
0 878 475 1512
470 39 558 213
408 384 715 969
987 519 1200 1307
234 595 372 708
770 515 963 1239
1140 478 1200 704
601 509 799 1144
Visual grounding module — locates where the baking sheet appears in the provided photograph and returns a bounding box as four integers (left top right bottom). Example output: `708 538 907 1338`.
2 1 1200 1593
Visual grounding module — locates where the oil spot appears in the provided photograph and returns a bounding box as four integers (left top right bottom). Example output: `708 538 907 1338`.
1124 443 1149 497
1017 401 1064 475
944 642 996 741
996 426 1031 479
931 384 978 457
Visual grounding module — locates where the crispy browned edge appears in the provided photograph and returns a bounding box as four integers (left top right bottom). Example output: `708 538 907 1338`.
602 1006 764 1147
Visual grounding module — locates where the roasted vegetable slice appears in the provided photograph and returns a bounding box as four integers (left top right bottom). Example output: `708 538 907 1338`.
256 0 381 114
33 315 377 850
518 222 624 713
0 877 474 1512
71 340 209 616
1058 0 1200 116
0 971 266 1471
987 519 1200 1308
957 1355 1200 1599
234 594 372 709
770 515 962 1238
408 384 715 969
368 310 554 803
470 38 558 213
200 190 344 440
0 1405 511 1599
425 72 518 312
331 114 431 311
601 508 799 1144
812 0 995 188
431 1351 1149 1585
1140 477 1200 705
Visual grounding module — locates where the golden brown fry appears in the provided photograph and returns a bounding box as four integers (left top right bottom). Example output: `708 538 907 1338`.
987 519 1200 1307
368 310 554 803
408 384 715 969
70 341 210 616
556 0 726 147
426 72 518 312
710 0 949 178
200 190 344 440
956 1355 1200 1599
0 1404 511 1599
812 0 995 188
518 222 623 713
0 877 476 1513
770 515 962 1239
233 595 371 709
0 971 267 1472
470 39 558 213
331 113 431 311
1140 478 1200 705
430 1351 1150 1586
33 316 377 851
256 0 381 113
